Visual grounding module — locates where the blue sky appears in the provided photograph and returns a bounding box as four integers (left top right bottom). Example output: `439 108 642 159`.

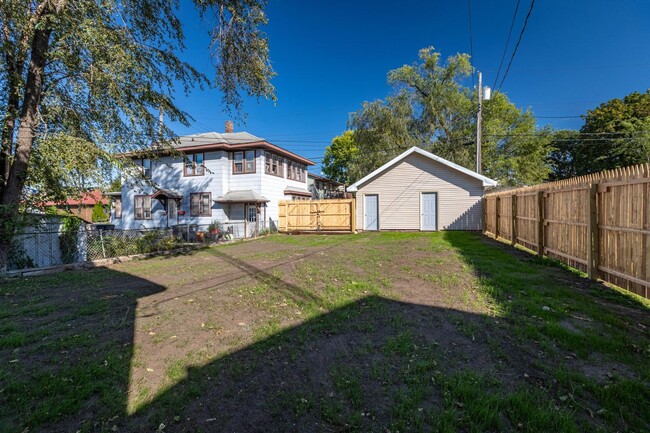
170 0 650 172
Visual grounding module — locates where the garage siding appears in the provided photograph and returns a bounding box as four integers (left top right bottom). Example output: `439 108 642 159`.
355 153 485 231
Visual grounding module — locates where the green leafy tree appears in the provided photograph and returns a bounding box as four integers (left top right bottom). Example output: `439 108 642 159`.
348 92 419 181
579 90 650 174
91 201 109 222
547 130 584 180
481 92 552 186
345 47 551 186
108 177 122 193
0 0 275 270
322 131 359 184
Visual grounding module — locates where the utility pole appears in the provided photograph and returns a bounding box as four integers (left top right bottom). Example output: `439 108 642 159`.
476 72 491 175
476 71 483 175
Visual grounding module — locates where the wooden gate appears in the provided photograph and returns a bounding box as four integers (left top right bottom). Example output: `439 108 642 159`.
278 199 356 232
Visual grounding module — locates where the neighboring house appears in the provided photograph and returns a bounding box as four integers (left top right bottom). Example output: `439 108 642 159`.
43 189 107 223
112 122 315 237
307 173 345 199
347 147 497 231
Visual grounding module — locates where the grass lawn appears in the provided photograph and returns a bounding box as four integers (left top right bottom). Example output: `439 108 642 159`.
1 232 649 432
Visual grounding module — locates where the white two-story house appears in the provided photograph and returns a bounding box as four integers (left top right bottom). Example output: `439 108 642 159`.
111 122 315 237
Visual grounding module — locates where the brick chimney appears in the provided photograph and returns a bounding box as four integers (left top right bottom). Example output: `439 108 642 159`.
225 120 234 133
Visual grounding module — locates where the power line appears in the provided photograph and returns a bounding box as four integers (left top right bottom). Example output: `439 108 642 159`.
496 0 536 92
537 115 583 119
467 0 475 87
493 0 521 90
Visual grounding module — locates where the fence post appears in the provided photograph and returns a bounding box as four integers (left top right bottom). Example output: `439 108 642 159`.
483 197 487 234
495 196 501 239
587 183 599 280
537 191 545 256
99 229 106 259
511 194 517 246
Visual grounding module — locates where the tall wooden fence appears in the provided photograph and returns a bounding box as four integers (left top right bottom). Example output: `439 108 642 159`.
278 199 355 232
484 163 650 299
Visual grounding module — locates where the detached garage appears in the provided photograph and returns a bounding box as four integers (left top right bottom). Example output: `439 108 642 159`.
348 147 497 231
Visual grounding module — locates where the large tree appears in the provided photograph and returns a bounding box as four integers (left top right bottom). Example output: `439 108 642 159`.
579 90 650 174
547 130 584 180
345 47 550 186
0 0 275 270
322 130 359 184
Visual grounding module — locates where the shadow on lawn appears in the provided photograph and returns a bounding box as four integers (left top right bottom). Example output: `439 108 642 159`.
1 233 649 433
127 295 511 433
0 268 166 433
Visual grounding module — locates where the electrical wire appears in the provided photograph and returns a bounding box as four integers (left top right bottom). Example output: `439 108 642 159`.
493 0 522 90
496 0 536 93
468 0 475 87
536 115 583 119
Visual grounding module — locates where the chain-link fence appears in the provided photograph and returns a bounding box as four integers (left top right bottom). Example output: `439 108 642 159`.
86 228 181 260
7 221 280 272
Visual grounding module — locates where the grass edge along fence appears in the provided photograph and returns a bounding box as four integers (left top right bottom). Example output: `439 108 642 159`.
484 163 650 299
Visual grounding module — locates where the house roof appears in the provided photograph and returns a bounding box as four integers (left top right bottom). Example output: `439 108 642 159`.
151 188 182 200
214 190 270 203
284 188 312 197
308 172 344 186
347 147 498 192
43 189 107 207
124 131 315 166
175 131 263 147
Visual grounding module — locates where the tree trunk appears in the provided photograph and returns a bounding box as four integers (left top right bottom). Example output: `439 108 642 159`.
0 25 52 272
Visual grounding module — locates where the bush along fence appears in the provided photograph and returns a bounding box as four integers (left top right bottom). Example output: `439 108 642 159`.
6 221 278 273
484 163 650 300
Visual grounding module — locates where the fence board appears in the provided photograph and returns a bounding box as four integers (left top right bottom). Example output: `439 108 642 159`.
484 162 650 299
278 199 355 232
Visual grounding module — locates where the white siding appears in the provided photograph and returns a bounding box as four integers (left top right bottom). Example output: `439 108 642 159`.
116 148 311 230
260 156 309 225
117 151 230 229
355 153 485 231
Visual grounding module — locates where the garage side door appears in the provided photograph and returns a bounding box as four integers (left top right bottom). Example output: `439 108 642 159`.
421 192 437 231
364 194 378 231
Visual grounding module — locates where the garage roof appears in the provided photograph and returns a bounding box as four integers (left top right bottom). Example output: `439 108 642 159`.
347 146 498 192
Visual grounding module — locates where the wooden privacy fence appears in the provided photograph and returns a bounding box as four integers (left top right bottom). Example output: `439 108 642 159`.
278 199 355 232
484 163 650 299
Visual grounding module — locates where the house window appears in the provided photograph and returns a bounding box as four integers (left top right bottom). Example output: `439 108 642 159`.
265 152 284 177
247 205 257 222
113 197 122 219
135 158 151 178
184 153 204 176
190 192 211 217
287 161 305 181
233 151 255 174
134 195 151 220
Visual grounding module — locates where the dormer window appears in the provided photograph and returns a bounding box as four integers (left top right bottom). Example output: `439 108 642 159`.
184 153 204 176
233 150 255 174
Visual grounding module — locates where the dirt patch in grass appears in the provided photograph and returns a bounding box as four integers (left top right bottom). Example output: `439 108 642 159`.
1 232 649 433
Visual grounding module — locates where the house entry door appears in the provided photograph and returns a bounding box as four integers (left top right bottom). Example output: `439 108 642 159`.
168 200 178 227
364 194 378 231
421 192 437 231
